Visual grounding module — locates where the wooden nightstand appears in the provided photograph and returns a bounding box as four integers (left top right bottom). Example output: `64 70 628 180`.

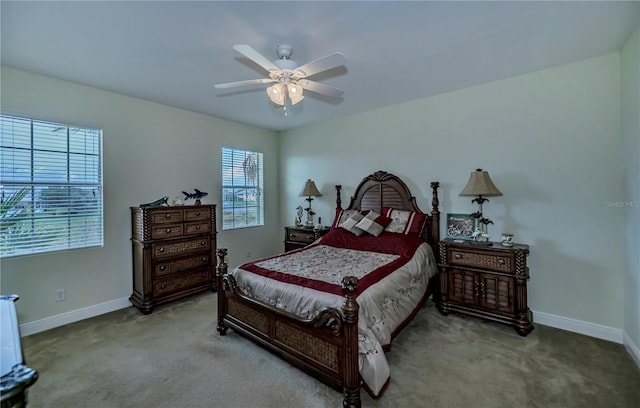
284 226 330 252
436 238 533 336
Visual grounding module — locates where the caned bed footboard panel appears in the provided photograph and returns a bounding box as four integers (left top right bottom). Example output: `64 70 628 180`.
223 293 345 389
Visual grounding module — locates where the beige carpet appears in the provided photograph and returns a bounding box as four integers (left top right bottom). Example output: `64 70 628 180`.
20 292 640 408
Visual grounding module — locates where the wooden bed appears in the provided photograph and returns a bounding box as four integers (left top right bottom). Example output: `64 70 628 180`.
215 170 440 408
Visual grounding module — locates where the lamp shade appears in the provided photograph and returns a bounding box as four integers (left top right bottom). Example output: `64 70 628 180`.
459 169 502 197
299 179 321 197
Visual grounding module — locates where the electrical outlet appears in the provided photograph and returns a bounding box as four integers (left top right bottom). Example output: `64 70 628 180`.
55 289 66 302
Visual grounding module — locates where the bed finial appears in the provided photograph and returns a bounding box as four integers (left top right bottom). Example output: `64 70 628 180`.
335 185 343 209
430 182 440 218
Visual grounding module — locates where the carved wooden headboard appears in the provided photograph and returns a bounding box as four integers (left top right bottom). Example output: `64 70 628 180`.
335 170 440 253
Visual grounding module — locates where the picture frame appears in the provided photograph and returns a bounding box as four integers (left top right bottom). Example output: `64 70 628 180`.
446 213 476 240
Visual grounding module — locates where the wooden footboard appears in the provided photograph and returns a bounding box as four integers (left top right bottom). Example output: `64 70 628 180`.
216 248 362 408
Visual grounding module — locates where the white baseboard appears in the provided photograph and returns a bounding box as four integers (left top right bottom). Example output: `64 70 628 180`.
532 310 623 344
19 297 131 337
623 331 640 368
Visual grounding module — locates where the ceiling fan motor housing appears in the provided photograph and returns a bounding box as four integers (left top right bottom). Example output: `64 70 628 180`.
276 44 293 59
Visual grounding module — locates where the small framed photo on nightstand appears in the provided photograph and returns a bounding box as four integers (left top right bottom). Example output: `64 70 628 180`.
446 213 476 240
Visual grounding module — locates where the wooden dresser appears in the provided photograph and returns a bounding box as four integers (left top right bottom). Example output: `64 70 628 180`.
436 239 533 336
130 205 216 314
284 226 330 252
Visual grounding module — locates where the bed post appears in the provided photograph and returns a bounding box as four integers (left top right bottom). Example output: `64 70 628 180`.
341 276 361 408
430 182 441 260
216 248 228 335
335 184 343 210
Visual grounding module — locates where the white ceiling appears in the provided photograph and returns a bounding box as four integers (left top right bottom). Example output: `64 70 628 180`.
1 1 639 131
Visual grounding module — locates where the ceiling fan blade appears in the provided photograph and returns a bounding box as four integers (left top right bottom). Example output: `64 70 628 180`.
298 79 344 98
215 78 276 89
295 52 346 78
233 44 280 72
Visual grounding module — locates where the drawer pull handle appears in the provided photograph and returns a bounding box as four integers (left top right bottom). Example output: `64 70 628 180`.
165 214 171 219
454 253 462 260
196 212 201 216
201 273 207 278
166 228 172 233
160 284 167 289
159 265 166 271
497 258 505 265
200 241 206 246
196 225 201 230
201 257 207 262
159 247 165 253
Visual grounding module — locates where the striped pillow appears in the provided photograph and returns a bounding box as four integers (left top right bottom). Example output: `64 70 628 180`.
382 207 427 236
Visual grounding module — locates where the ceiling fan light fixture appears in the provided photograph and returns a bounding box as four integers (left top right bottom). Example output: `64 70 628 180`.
266 83 285 105
288 84 304 105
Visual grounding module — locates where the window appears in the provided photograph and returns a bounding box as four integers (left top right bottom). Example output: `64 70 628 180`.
222 147 264 230
0 114 103 257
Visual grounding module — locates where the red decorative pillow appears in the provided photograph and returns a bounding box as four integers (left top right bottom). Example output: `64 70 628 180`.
382 207 427 236
354 210 392 237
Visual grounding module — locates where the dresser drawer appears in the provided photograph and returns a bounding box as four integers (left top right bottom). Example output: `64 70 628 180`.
184 207 210 222
448 249 513 273
150 209 184 224
286 229 316 244
153 268 212 297
184 221 211 236
152 236 211 259
153 253 211 278
151 223 184 239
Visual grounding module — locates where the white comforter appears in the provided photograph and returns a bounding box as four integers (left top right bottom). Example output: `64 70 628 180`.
230 230 437 397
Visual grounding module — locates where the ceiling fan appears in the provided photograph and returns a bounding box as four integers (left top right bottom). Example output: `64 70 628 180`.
214 44 346 107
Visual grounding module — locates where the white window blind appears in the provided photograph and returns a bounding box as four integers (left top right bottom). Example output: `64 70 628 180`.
222 147 264 230
0 114 103 257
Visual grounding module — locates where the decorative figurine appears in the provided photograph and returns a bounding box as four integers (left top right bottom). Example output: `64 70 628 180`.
295 206 303 227
140 196 169 207
182 189 208 205
501 233 514 247
471 228 491 245
171 196 184 206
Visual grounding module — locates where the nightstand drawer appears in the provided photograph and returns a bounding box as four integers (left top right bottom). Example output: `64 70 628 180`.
449 249 513 273
286 229 316 244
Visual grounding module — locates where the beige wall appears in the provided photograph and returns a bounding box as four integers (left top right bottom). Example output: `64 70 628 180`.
0 67 281 324
621 23 640 360
280 53 625 330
